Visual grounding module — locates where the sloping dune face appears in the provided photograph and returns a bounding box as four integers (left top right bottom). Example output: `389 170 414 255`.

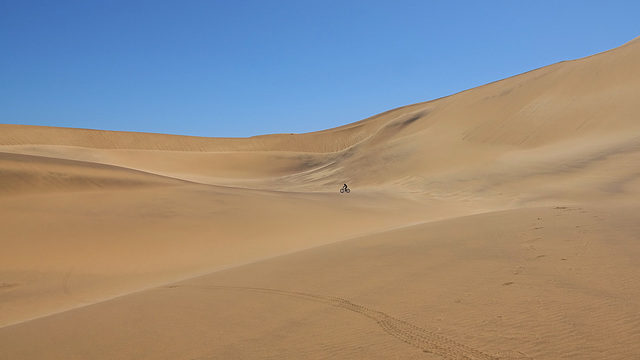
2 38 640 359
3 38 640 200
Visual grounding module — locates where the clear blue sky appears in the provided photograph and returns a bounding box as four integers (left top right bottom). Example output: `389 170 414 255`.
1 1 638 138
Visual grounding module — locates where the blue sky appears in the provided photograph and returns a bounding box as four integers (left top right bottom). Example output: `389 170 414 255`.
1 1 638 138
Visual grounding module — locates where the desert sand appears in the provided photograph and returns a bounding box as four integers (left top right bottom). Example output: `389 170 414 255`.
1 37 640 359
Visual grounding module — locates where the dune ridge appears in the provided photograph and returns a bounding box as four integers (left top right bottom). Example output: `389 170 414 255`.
2 37 640 359
3 34 640 197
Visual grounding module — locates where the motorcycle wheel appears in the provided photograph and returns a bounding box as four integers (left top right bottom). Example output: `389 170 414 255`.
345 188 350 193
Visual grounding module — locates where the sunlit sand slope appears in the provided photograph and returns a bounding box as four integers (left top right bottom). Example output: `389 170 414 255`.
2 205 639 359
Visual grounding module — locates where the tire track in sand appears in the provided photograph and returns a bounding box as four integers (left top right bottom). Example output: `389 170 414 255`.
165 285 521 360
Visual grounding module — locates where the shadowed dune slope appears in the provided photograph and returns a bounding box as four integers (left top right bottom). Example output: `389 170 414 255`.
2 37 640 359
0 152 191 196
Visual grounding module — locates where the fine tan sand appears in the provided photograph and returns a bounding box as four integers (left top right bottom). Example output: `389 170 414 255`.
1 36 640 359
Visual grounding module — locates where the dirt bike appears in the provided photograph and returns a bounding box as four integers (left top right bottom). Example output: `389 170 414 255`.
340 185 350 193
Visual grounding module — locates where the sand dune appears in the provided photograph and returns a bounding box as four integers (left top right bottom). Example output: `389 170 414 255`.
3 205 639 359
2 37 640 359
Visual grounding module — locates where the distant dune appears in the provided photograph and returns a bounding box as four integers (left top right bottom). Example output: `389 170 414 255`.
2 37 640 359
